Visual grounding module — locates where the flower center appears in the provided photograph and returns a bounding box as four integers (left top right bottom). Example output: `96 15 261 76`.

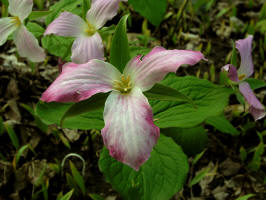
11 16 21 27
84 22 96 36
238 74 246 81
113 75 132 94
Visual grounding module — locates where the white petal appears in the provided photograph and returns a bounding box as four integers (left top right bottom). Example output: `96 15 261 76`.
44 12 87 37
41 60 121 102
86 0 123 29
8 0 33 21
71 33 104 64
102 87 160 170
0 17 17 46
13 25 45 62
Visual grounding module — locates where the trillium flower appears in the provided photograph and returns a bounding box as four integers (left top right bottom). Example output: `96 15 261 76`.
41 47 205 170
222 35 265 120
0 0 45 62
44 0 127 64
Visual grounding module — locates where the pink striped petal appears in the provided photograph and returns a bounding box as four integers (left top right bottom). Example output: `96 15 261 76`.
124 47 205 91
86 0 124 30
41 60 121 102
8 0 33 21
222 64 239 82
44 12 86 37
102 87 160 170
239 82 265 121
13 25 45 62
0 17 18 45
236 35 254 78
71 33 104 64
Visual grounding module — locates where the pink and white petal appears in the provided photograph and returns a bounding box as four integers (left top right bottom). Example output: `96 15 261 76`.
71 33 104 64
8 0 33 21
102 87 160 170
222 64 239 82
41 60 121 102
86 0 123 30
236 35 254 78
44 12 86 37
13 25 45 62
0 17 18 46
239 82 265 121
124 47 206 91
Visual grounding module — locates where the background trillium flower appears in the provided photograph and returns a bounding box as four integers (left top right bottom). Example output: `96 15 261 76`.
0 0 45 62
44 0 127 64
41 47 205 170
222 35 265 120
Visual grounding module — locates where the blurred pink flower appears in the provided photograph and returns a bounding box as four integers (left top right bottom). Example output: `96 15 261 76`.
41 47 205 170
44 0 127 64
222 35 265 120
0 0 45 62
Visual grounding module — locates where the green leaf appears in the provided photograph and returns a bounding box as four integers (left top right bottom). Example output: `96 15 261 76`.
129 46 151 59
61 93 108 126
26 22 45 38
248 132 264 171
144 83 194 104
99 135 189 200
110 15 130 72
89 194 105 200
0 116 4 136
69 160 86 195
205 115 240 136
151 75 232 128
58 189 74 200
28 11 52 20
15 144 29 166
245 78 266 90
4 123 19 149
192 149 206 165
42 35 74 61
189 168 210 187
45 0 82 25
36 101 104 130
128 0 167 26
162 126 208 156
235 194 255 200
83 0 91 19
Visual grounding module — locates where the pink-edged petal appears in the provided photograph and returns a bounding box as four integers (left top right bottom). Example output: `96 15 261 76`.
41 60 121 102
222 64 239 82
8 0 33 21
71 33 104 64
124 46 206 91
86 0 123 30
236 35 254 78
44 12 87 37
239 82 265 121
102 87 160 170
0 17 18 46
13 25 45 62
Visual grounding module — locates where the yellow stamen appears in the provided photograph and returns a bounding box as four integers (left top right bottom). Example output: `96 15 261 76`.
11 16 21 27
113 75 132 94
238 74 246 81
84 22 96 36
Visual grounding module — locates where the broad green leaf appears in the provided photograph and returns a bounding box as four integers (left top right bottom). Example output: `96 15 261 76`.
83 0 91 19
144 83 194 104
36 101 104 130
205 115 240 135
28 11 52 20
26 22 45 38
151 75 232 128
61 93 108 126
129 45 150 59
5 123 19 149
235 194 255 200
189 168 210 187
58 189 74 200
99 135 189 200
69 161 86 195
110 15 130 72
245 78 266 90
45 0 82 25
162 126 208 156
128 0 167 26
41 35 74 61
